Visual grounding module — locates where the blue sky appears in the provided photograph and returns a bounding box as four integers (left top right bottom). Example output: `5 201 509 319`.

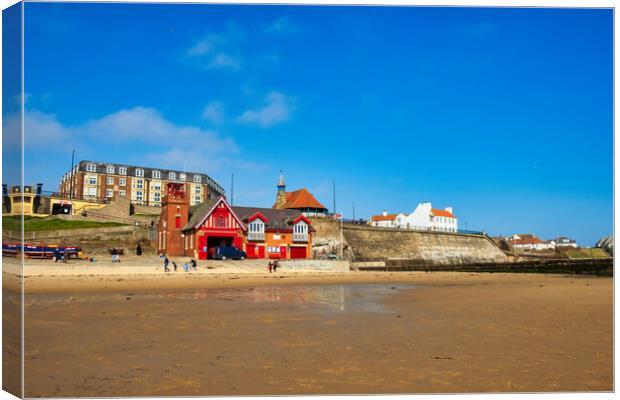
14 4 613 245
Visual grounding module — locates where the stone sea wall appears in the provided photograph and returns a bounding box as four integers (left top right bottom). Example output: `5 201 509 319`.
360 258 613 276
3 225 151 244
341 224 509 264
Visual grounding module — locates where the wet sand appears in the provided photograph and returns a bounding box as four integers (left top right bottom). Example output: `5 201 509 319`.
15 272 612 397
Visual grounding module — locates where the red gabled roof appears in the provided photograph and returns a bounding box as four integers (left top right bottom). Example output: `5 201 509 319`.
186 196 247 232
431 209 456 218
280 188 327 210
291 214 312 225
246 212 268 223
510 237 543 245
371 214 398 222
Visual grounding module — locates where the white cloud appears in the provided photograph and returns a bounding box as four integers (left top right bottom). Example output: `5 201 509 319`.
187 34 220 56
21 106 266 174
237 91 294 128
186 24 244 71
208 53 241 70
202 101 225 124
24 110 71 147
265 17 298 35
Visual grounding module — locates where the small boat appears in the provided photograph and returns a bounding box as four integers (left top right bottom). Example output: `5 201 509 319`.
2 242 83 259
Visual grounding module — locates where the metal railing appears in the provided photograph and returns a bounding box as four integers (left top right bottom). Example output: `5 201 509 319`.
247 232 265 241
292 233 308 242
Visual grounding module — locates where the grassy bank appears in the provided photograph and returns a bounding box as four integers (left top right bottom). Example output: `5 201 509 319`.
2 216 128 232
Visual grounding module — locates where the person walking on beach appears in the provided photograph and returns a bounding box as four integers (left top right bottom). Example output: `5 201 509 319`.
53 249 61 263
62 248 69 263
190 259 197 270
267 262 273 273
136 243 142 256
272 261 278 273
111 248 117 263
171 261 177 272
183 262 189 272
163 255 170 272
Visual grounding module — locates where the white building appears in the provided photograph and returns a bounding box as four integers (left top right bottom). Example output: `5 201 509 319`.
405 202 458 232
370 203 458 233
555 237 578 248
509 234 556 251
370 211 399 228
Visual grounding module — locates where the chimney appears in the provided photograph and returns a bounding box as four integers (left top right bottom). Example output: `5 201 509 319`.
36 183 43 195
382 210 387 216
445 207 453 214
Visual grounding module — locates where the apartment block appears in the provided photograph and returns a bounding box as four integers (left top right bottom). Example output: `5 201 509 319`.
59 160 225 207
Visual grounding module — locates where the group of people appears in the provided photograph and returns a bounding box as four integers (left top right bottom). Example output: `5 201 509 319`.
110 248 121 263
267 261 279 273
52 248 69 263
161 255 197 273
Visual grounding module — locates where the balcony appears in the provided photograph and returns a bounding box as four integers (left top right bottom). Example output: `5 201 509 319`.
248 232 265 241
292 233 308 242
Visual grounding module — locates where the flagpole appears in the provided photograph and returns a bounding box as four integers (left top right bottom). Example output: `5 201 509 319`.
340 213 343 259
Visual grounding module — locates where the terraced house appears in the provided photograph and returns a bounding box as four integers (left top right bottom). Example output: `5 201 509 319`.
58 160 225 207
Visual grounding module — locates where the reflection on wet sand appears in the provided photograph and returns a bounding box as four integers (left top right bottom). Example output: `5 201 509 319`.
26 284 415 314
168 284 413 313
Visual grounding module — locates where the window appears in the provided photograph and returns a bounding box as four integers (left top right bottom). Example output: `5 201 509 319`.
175 216 181 229
86 163 96 172
119 178 126 186
180 173 186 182
119 190 126 196
215 216 226 227
195 186 201 193
106 189 113 198
249 220 264 232
136 191 143 201
135 168 144 177
194 195 201 202
88 176 97 185
152 170 161 179
169 172 176 180
153 183 161 191
106 177 114 185
136 179 143 189
119 166 127 175
106 165 115 174
193 175 201 183
154 192 161 202
87 187 97 196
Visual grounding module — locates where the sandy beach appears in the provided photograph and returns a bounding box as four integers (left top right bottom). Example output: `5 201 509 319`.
2 255 612 396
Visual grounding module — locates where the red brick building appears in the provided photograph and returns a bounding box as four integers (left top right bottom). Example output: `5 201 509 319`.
156 183 314 260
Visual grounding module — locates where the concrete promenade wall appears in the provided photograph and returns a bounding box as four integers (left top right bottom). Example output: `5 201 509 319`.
343 224 508 264
278 259 350 272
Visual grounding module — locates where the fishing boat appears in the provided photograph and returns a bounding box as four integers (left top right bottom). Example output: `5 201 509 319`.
2 242 83 259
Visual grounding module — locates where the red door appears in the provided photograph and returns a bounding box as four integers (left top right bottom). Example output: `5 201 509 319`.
198 235 208 260
290 247 306 259
246 244 257 259
279 246 287 259
257 246 265 258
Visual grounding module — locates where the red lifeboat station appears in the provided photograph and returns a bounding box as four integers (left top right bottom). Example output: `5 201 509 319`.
156 183 314 260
